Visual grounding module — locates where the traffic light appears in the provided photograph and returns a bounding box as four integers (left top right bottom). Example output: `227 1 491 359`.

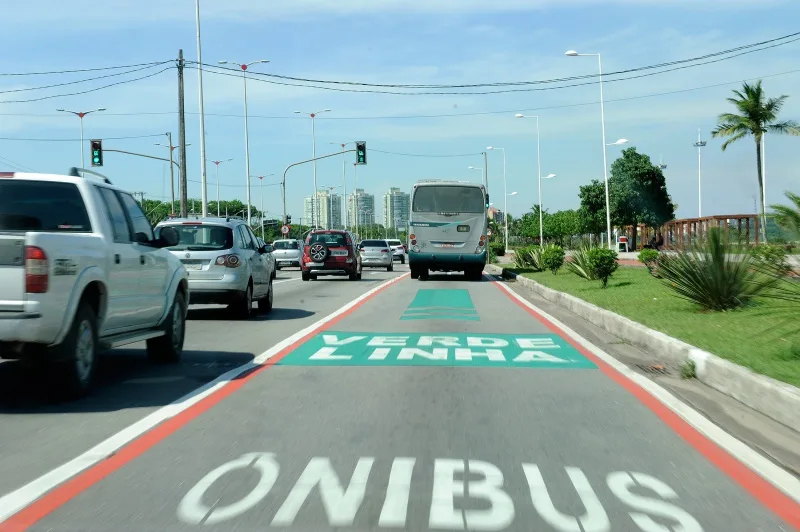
355 141 367 165
90 139 103 167
286 215 292 224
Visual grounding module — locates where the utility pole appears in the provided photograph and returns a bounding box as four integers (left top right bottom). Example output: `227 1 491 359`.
178 49 189 218
166 132 176 215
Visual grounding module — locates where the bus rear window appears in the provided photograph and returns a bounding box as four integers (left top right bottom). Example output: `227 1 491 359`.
0 181 91 232
412 186 484 213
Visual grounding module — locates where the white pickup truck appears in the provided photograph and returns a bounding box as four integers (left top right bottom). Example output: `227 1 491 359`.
0 168 189 398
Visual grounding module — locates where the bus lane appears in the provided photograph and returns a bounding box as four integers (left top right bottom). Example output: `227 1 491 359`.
6 273 798 531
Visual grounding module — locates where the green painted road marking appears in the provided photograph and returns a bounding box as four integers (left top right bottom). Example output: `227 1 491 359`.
277 332 596 368
402 289 480 321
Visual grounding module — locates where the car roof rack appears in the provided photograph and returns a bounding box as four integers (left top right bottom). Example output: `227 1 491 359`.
68 167 113 184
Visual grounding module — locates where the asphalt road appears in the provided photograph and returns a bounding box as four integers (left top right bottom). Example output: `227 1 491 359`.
0 264 798 531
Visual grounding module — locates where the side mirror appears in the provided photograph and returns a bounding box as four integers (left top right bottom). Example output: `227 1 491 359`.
258 245 267 254
134 232 152 245
158 226 180 247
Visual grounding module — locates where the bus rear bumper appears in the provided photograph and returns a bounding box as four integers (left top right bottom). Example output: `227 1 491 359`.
409 250 487 271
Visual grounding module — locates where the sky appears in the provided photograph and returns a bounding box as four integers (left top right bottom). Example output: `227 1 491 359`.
1 0 799 224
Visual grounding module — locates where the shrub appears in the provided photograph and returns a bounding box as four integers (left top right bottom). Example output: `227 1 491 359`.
638 248 660 277
656 227 776 311
513 246 544 272
490 242 505 257
541 244 565 275
586 248 619 288
749 244 790 274
566 244 598 280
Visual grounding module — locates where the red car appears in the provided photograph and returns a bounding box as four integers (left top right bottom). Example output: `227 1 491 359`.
301 229 362 281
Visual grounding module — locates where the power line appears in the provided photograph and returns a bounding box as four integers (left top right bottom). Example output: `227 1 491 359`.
0 61 170 77
0 62 173 95
371 149 485 158
0 153 36 172
0 67 173 104
0 133 169 142
192 31 800 90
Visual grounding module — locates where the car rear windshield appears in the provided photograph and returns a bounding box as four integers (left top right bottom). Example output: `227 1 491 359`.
361 240 388 248
387 240 402 246
273 240 300 250
158 223 233 251
0 181 91 232
412 185 484 213
308 232 348 247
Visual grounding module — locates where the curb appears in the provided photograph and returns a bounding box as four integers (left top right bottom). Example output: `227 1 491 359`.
486 264 800 433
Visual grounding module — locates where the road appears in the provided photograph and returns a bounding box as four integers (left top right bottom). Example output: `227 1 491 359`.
0 264 798 531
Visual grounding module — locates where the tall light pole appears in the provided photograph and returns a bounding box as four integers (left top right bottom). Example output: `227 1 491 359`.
467 165 484 183
487 146 509 251
208 158 233 216
693 129 707 219
56 107 106 170
252 174 276 240
353 162 359 239
565 49 617 249
295 109 332 228
219 59 270 227
195 0 209 217
155 136 191 215
539 174 557 243
514 114 545 245
331 141 354 229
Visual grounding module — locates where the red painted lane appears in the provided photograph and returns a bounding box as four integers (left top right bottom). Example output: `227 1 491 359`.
0 274 409 532
491 278 800 530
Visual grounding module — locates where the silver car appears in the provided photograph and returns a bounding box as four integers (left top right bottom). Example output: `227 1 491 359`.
155 217 275 319
358 239 394 271
272 239 302 269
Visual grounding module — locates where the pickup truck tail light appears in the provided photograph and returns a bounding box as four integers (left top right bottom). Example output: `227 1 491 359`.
215 254 241 268
25 246 48 293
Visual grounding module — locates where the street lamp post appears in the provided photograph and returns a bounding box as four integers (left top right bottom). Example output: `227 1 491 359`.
353 162 359 239
514 114 547 245
693 129 707 219
330 141 354 229
565 49 617 249
487 146 509 251
195 0 209 217
155 136 191 215
208 158 233 216
295 109 332 228
56 107 106 170
253 173 276 240
219 59 270 227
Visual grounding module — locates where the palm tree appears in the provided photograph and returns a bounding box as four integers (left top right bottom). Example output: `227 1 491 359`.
711 80 800 242
770 191 800 240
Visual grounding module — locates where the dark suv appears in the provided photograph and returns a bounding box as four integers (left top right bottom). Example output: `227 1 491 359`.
301 229 362 281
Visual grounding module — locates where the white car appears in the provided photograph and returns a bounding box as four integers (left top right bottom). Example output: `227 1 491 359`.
0 168 189 398
386 239 406 264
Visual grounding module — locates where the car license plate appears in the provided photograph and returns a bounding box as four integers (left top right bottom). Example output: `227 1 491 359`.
279 260 291 265
330 249 348 257
440 244 454 248
457 225 470 232
309 262 324 267
184 263 202 270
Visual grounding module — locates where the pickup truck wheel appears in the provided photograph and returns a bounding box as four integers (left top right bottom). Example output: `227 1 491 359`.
234 283 254 319
52 302 98 398
147 291 186 363
258 279 273 313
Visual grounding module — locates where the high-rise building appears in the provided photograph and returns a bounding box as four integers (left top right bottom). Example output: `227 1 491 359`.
488 207 505 223
382 187 410 230
347 188 375 226
303 190 343 229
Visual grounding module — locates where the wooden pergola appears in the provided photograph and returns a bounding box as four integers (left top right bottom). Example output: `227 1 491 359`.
622 214 760 250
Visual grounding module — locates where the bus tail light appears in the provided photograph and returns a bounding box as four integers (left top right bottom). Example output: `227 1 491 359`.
479 235 486 247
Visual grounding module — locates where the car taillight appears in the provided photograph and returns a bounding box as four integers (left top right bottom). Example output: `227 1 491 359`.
25 246 48 293
0 172 15 178
381 249 389 253
215 254 241 268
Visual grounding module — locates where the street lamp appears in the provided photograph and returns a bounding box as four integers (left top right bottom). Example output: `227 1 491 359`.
514 114 546 245
295 109 332 228
155 137 191 215
693 129 707 219
252 174 276 240
330 141 354 229
565 48 619 249
208 158 233 216
219 59 270 226
56 107 106 170
467 166 484 182
487 146 510 252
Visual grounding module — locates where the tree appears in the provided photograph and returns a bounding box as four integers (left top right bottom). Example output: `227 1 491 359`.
770 191 800 240
609 147 675 250
711 80 800 242
577 180 607 236
545 209 580 247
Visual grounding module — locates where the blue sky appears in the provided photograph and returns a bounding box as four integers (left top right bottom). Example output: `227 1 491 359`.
1 0 798 223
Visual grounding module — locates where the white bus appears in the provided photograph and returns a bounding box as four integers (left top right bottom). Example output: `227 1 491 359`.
408 180 489 281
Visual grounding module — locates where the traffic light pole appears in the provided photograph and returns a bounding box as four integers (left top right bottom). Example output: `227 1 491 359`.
281 149 356 226
103 149 181 171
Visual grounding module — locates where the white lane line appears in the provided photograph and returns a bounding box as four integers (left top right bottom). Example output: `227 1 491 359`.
493 279 800 504
123 377 186 385
0 273 409 524
274 277 302 285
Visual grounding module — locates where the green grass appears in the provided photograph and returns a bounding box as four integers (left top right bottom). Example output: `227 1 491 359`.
503 266 800 387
